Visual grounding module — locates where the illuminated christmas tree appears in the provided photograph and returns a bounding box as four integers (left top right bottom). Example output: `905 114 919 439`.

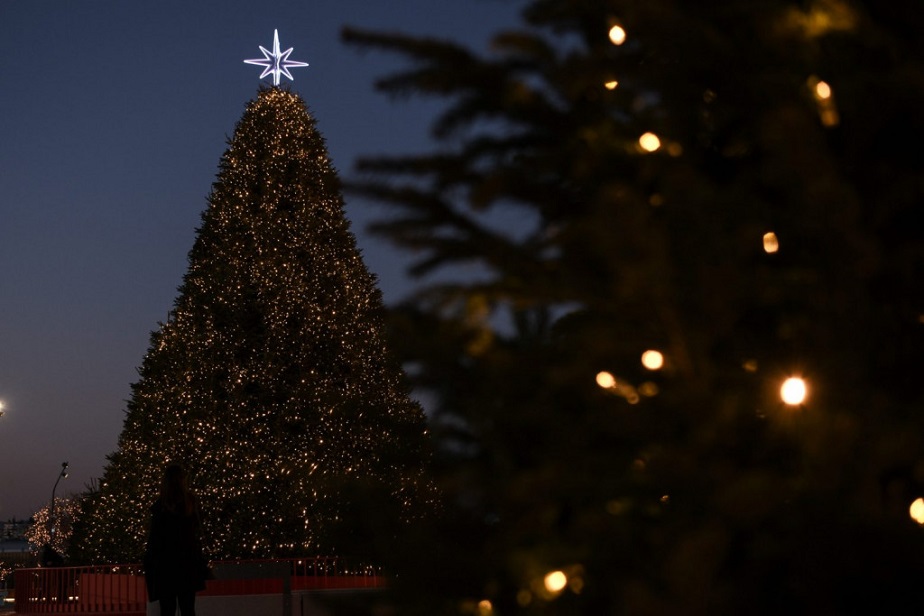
71 86 431 563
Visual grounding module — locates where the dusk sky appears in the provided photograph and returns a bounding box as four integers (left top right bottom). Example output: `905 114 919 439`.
0 0 522 519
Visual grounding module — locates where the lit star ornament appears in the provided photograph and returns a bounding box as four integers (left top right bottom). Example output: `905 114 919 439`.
244 29 309 86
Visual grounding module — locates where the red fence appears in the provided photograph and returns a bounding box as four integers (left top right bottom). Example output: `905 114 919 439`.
14 558 384 615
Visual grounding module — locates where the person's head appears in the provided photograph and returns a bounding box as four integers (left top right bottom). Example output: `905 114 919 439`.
160 462 194 514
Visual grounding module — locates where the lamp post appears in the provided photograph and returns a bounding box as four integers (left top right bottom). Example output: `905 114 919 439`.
44 462 69 564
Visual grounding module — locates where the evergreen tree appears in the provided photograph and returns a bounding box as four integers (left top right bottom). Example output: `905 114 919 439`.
71 87 431 564
344 1 924 613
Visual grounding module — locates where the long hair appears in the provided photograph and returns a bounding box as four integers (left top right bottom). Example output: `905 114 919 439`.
159 463 196 515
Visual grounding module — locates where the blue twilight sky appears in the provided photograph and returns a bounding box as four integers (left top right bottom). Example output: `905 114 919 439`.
0 0 523 519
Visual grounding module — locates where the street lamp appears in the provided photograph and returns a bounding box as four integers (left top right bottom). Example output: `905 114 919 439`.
45 462 69 564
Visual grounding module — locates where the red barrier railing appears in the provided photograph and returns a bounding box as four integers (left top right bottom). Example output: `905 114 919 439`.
14 564 145 615
15 558 384 615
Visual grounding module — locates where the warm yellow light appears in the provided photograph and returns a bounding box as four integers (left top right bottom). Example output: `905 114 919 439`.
910 498 924 525
639 132 661 152
780 377 807 405
608 25 627 45
815 80 832 100
544 570 568 593
477 599 493 615
763 231 779 253
641 350 664 370
596 371 616 389
604 80 618 90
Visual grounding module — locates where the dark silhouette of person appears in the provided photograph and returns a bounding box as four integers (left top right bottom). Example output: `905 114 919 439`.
144 463 207 616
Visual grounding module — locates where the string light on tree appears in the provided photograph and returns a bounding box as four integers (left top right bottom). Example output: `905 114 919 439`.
596 371 616 389
910 498 924 525
639 132 661 152
544 570 568 594
641 350 664 370
608 24 627 45
763 231 780 253
780 377 808 405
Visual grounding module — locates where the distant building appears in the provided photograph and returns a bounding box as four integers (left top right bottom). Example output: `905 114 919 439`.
1 521 38 566
1 520 29 541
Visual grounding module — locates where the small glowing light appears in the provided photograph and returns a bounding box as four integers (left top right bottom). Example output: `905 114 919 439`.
780 377 807 405
742 359 759 373
596 371 616 389
815 80 832 100
477 599 493 615
604 80 619 90
641 350 664 370
763 231 779 253
608 25 627 45
639 132 661 152
544 570 568 593
910 498 924 524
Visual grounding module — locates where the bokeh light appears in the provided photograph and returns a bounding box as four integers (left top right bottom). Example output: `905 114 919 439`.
608 25 626 45
641 350 664 370
910 498 924 525
763 231 779 253
639 132 661 152
814 80 832 100
596 371 616 389
780 377 807 405
544 570 568 593
604 80 618 90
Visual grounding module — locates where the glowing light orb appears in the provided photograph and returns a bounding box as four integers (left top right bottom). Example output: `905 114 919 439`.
477 599 493 615
604 80 619 90
780 377 807 405
244 29 310 86
596 371 616 389
641 350 664 370
639 132 661 152
763 231 779 253
544 570 568 593
910 498 924 525
815 80 832 100
608 25 627 45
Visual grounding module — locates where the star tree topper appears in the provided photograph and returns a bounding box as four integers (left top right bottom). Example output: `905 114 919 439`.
244 29 309 86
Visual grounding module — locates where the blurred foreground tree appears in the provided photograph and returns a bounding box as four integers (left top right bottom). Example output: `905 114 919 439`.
70 87 432 564
344 0 924 613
